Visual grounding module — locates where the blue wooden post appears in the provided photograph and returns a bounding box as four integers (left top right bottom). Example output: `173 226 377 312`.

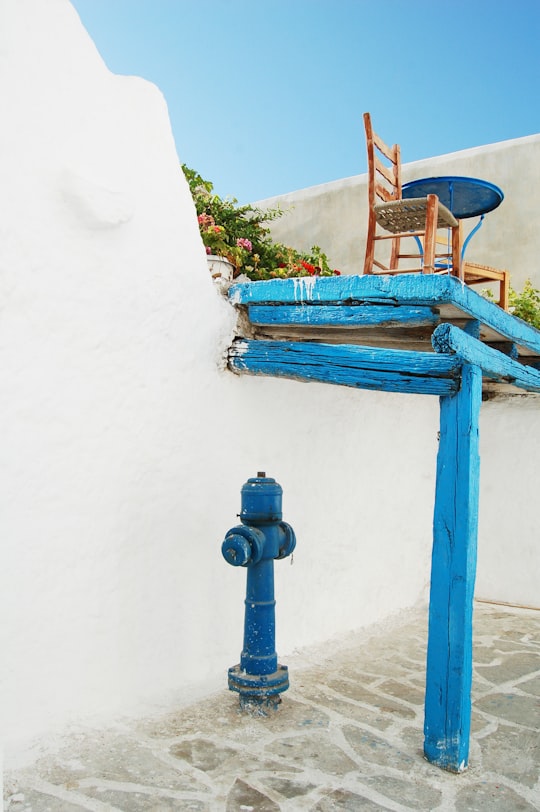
424 362 482 772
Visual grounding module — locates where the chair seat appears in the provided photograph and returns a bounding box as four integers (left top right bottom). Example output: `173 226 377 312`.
374 197 458 233
462 261 507 283
461 262 510 310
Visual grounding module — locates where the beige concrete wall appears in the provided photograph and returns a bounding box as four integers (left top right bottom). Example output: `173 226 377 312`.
255 138 540 612
257 135 540 291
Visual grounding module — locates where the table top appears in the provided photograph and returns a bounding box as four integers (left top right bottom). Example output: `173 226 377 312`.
401 175 504 219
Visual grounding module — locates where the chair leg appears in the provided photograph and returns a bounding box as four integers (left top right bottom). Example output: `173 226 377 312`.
389 235 400 271
452 222 462 281
423 195 438 274
499 271 510 311
363 211 377 275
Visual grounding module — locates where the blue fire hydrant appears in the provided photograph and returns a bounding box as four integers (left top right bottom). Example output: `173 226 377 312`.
221 473 296 710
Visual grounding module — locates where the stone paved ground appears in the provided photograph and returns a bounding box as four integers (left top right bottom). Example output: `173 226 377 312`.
4 603 539 811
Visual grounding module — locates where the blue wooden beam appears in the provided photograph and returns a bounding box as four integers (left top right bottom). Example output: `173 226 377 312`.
433 323 540 393
229 275 540 356
248 304 438 328
424 363 482 772
485 341 519 360
228 339 461 396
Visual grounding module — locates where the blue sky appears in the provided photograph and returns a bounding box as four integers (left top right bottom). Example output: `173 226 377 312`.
71 0 540 204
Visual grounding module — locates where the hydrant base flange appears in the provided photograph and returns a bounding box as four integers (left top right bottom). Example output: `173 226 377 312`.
228 664 289 700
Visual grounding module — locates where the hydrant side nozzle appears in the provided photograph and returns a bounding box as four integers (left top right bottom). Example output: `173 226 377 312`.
277 521 296 559
222 534 251 567
222 525 264 567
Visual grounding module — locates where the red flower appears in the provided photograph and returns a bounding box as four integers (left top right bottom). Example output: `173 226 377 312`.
301 260 316 275
334 270 341 275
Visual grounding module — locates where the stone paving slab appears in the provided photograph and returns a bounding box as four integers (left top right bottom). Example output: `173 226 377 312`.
4 603 539 811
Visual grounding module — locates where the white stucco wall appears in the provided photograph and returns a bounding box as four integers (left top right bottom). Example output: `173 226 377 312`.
2 0 445 755
477 398 540 608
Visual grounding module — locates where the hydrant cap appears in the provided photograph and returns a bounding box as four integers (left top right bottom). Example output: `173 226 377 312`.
240 475 283 524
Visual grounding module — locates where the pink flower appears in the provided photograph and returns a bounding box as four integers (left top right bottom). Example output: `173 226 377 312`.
198 213 215 228
236 238 252 252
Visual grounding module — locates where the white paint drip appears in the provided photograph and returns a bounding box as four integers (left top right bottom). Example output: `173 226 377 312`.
293 275 318 302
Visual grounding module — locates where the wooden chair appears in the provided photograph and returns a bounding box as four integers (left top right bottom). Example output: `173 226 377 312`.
363 112 461 278
462 260 510 310
363 112 510 310
432 226 510 310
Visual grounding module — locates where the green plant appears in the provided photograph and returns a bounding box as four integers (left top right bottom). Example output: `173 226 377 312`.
508 279 540 329
483 279 540 328
182 164 341 281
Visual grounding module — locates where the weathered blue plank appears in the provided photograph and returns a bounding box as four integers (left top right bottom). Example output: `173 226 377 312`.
228 339 461 396
248 304 439 328
433 323 540 393
229 273 438 305
229 275 540 356
424 363 482 772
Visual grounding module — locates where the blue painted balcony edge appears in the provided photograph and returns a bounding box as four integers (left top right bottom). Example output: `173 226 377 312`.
229 275 540 356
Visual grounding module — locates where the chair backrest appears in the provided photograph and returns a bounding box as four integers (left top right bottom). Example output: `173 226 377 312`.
364 112 402 208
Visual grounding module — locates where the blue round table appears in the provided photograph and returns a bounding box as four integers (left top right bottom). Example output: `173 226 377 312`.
401 175 504 219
